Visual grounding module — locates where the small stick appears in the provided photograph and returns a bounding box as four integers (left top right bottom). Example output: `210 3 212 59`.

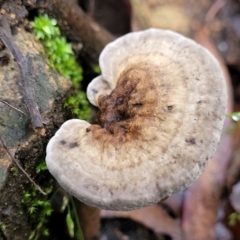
205 0 227 23
0 97 27 116
0 16 43 128
0 135 46 195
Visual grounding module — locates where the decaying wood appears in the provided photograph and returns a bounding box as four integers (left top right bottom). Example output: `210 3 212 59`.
0 16 43 129
0 97 27 116
0 27 72 240
43 0 114 64
0 135 46 195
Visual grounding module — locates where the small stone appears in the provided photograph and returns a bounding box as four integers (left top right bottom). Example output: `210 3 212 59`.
0 9 6 14
10 13 16 19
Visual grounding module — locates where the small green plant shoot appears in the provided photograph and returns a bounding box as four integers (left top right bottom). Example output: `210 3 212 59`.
229 212 240 226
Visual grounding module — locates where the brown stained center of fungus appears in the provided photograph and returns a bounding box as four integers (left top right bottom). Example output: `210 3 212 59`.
90 68 158 145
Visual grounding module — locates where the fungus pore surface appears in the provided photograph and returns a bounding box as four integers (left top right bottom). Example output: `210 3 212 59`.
46 29 227 210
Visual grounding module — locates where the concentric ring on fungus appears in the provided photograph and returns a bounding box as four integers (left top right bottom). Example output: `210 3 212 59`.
46 28 227 210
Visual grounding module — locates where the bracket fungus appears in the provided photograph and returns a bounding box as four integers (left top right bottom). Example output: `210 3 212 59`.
46 29 227 211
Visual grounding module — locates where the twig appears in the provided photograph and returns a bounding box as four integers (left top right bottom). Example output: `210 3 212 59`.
88 0 95 18
205 0 227 23
0 98 27 116
0 135 46 195
0 16 43 128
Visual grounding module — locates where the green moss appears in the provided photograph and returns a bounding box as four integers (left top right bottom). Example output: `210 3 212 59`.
64 91 90 120
35 161 48 174
92 64 101 74
10 166 19 176
31 14 90 120
20 160 53 240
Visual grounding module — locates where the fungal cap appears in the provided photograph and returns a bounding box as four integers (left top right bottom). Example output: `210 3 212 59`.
46 28 227 210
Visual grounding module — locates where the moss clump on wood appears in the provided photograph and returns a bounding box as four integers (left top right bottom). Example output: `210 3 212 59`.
31 14 90 120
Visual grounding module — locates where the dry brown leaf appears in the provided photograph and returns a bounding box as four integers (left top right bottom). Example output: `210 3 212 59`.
101 204 182 239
